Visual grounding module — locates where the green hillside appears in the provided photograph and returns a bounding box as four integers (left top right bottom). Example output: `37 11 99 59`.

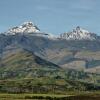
0 48 59 79
0 48 100 94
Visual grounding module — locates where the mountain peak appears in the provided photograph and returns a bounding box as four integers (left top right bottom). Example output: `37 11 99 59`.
3 21 57 40
73 26 89 33
21 21 34 28
5 21 40 35
76 26 81 30
60 26 97 40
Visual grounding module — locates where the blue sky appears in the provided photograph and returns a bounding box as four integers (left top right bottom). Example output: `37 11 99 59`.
0 0 100 35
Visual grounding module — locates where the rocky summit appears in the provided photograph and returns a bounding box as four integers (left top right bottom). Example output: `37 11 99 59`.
5 22 40 35
60 26 97 40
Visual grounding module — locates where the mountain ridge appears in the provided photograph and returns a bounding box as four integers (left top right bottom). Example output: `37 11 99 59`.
1 22 99 41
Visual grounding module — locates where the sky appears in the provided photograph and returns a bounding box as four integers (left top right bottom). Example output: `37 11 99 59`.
0 0 100 35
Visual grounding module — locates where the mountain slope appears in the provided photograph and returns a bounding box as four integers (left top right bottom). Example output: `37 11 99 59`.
0 43 59 79
0 44 100 92
1 33 100 73
1 43 99 86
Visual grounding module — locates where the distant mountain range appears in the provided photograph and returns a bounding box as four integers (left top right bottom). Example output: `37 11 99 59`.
0 21 100 78
2 22 99 40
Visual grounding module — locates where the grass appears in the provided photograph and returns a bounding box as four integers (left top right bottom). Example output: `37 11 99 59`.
0 92 100 100
0 93 72 100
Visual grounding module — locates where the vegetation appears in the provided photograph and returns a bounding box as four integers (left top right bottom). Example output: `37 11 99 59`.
0 78 99 94
0 92 100 100
0 43 100 99
0 50 100 84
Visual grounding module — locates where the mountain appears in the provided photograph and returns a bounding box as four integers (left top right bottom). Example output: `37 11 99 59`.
60 26 97 40
0 21 100 94
0 22 100 75
5 22 40 35
3 22 56 39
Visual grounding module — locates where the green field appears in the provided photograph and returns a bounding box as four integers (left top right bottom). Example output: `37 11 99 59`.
0 92 100 100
